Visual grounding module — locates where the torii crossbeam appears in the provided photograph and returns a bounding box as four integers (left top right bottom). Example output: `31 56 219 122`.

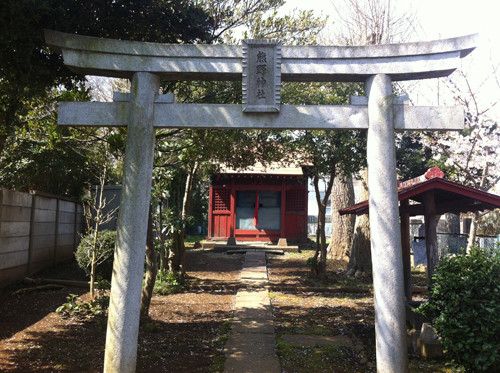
45 30 476 373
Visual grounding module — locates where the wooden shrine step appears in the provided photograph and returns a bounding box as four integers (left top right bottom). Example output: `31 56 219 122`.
226 248 285 255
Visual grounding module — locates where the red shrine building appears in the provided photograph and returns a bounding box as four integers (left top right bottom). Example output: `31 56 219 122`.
208 163 308 243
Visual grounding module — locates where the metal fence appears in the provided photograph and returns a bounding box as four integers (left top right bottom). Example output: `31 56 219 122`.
308 217 498 255
308 216 332 237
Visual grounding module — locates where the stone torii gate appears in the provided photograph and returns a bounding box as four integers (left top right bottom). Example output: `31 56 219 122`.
45 30 476 373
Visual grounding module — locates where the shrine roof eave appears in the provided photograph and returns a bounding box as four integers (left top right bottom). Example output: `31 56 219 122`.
44 30 477 82
218 172 304 177
218 162 306 176
338 178 500 216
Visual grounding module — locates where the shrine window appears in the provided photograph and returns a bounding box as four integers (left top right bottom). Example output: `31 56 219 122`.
236 190 281 230
213 188 230 211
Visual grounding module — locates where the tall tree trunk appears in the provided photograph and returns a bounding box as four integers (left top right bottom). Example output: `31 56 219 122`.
170 228 183 272
0 134 8 158
466 211 479 251
467 164 489 251
317 204 328 277
158 203 169 272
172 161 198 276
89 228 99 300
328 174 355 260
440 213 460 253
89 164 108 300
0 97 20 157
141 206 157 318
346 169 371 277
312 175 335 278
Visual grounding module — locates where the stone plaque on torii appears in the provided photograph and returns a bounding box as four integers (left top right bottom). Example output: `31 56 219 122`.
45 30 476 373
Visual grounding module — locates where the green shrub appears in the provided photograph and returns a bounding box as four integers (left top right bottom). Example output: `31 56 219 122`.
306 256 319 276
97 279 111 290
153 270 185 295
418 246 500 372
56 293 109 319
75 230 117 280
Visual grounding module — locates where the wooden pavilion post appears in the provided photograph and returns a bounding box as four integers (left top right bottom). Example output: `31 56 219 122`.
423 191 438 281
400 199 412 302
228 179 236 243
280 179 286 240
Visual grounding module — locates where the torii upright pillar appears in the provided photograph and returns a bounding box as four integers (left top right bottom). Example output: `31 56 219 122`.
366 74 408 372
103 72 160 373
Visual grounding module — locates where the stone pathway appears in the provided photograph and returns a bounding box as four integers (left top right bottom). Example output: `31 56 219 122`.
223 251 281 373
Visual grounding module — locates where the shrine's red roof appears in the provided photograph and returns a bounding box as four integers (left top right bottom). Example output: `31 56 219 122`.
219 162 305 176
339 177 500 216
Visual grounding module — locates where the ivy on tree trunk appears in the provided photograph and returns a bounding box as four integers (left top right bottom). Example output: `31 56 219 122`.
346 169 371 277
141 206 157 318
328 174 355 260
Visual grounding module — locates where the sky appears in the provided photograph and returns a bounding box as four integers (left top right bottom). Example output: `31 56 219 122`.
282 0 500 210
281 0 497 41
280 0 500 115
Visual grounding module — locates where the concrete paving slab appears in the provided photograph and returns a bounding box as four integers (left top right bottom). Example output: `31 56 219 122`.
236 289 269 295
242 268 267 273
240 273 268 280
232 318 275 334
244 253 267 263
243 263 267 269
234 295 269 303
235 291 270 302
242 265 266 270
241 264 267 269
239 280 268 286
240 270 267 279
241 266 267 271
243 263 263 267
240 274 267 279
223 251 281 373
233 300 272 310
223 354 281 373
242 264 267 272
240 273 267 279
241 266 267 272
240 268 267 272
244 260 266 265
225 332 277 356
240 280 268 286
240 279 267 289
245 254 266 258
234 307 274 321
240 272 268 281
242 261 266 267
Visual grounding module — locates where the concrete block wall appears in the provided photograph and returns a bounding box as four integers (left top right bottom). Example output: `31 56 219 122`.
0 189 85 287
91 185 121 231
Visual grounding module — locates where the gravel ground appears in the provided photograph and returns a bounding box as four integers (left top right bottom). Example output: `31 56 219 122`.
0 247 450 372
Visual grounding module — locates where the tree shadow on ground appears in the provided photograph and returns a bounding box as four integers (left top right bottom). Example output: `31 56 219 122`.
267 256 372 289
271 292 376 373
185 250 245 288
1 294 234 372
185 250 244 274
0 285 87 340
186 278 243 289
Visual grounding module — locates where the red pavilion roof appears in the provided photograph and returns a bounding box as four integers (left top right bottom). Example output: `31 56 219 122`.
339 170 500 216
